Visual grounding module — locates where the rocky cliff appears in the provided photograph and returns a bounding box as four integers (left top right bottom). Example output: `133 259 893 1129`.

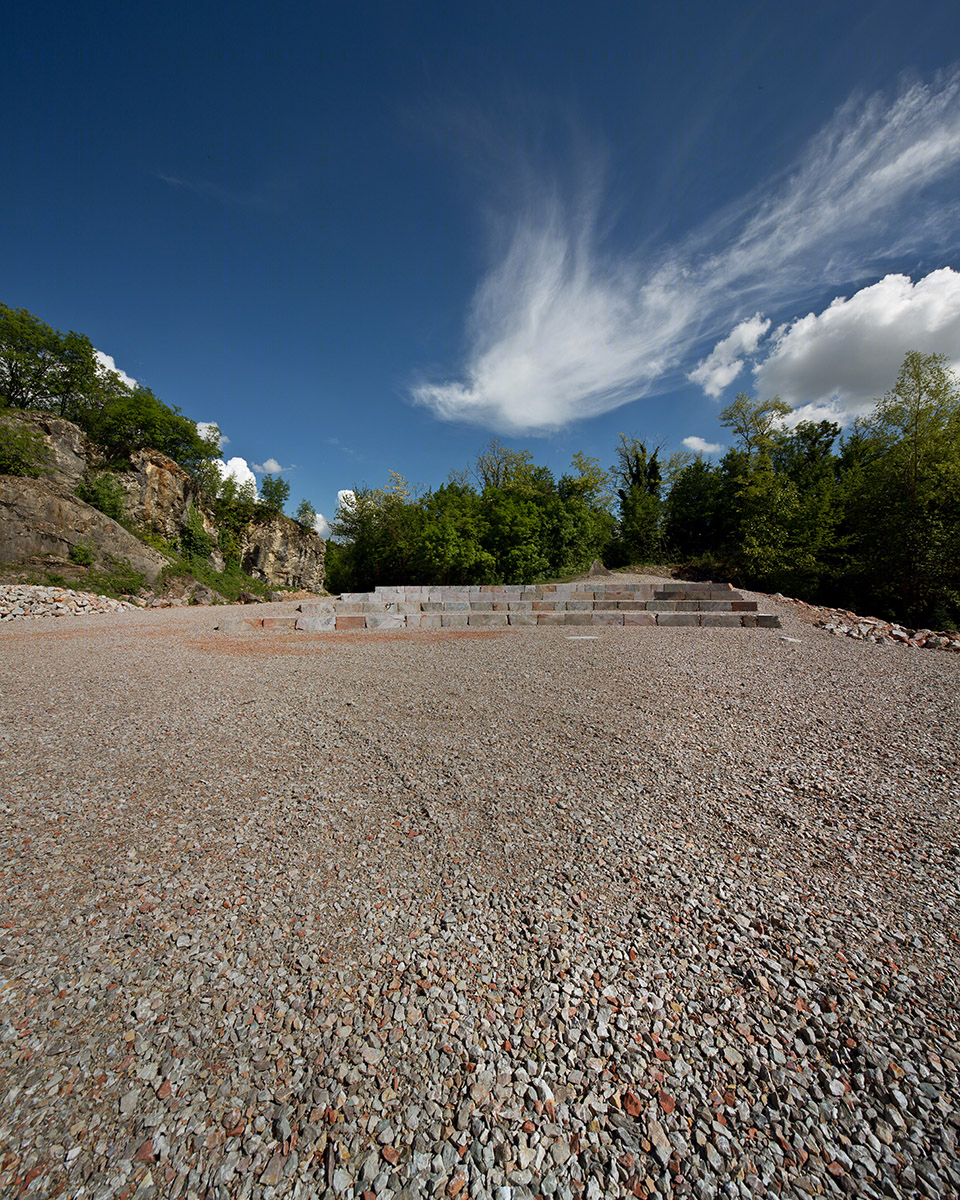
0 412 325 590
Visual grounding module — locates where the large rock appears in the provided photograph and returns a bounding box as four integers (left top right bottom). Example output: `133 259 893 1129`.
0 476 169 582
2 411 87 489
120 449 205 542
241 514 325 592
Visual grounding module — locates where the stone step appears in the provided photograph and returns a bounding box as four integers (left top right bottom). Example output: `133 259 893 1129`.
215 580 781 633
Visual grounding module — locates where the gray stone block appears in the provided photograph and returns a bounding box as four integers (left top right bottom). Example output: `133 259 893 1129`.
468 613 508 627
441 613 469 628
700 613 742 627
655 612 700 626
295 615 336 631
623 612 656 626
365 613 405 629
507 613 538 626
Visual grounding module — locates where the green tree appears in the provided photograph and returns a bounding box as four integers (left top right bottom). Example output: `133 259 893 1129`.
0 303 99 420
0 412 52 477
295 498 318 528
611 435 663 564
259 474 291 516
843 352 960 625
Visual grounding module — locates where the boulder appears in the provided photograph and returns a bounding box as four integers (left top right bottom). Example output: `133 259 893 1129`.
2 411 87 489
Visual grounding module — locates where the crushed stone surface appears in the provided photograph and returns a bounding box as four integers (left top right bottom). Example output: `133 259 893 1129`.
0 582 958 1199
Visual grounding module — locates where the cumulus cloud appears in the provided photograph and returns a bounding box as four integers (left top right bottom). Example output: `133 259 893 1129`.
215 457 258 494
252 457 295 474
753 269 960 423
94 350 137 390
688 315 771 397
337 489 356 512
682 436 724 454
412 68 960 432
313 513 331 539
196 421 229 449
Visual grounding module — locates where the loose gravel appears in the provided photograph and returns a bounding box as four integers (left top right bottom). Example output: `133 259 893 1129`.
1 582 958 1200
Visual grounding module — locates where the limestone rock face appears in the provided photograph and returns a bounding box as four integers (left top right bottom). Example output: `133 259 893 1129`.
3 411 87 489
120 449 202 542
241 515 325 592
0 476 169 582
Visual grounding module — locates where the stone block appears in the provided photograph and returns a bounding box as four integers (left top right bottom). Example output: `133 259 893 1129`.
507 613 538 626
217 619 261 634
647 601 678 611
335 602 364 615
700 613 742 627
365 613 405 629
470 602 494 612
468 613 508 627
507 601 534 610
655 612 700 626
297 602 335 616
566 600 593 610
336 615 366 630
537 612 567 625
732 601 758 611
418 614 442 630
399 602 422 615
589 612 624 625
698 601 734 611
421 601 443 612
532 601 559 611
623 612 656 626
295 615 336 631
338 592 373 603
441 601 470 612
441 613 469 628
755 613 782 628
562 612 596 625
261 617 298 631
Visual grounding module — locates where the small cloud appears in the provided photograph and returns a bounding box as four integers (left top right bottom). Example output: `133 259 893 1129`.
313 513 331 539
754 268 960 424
688 314 772 398
337 489 356 511
682 436 724 454
94 350 137 390
252 458 294 474
196 421 229 449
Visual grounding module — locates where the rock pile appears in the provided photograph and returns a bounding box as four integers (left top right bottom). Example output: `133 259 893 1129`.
771 594 960 652
0 584 136 621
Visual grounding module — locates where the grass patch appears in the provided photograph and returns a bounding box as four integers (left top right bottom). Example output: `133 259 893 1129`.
155 556 276 603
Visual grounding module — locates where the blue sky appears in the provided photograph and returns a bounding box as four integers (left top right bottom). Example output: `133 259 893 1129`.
4 3 959 536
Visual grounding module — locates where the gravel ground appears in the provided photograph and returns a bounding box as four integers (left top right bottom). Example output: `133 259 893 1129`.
1 579 958 1200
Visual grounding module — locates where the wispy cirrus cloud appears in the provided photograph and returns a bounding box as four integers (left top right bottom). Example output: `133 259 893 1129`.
412 67 960 433
157 173 286 212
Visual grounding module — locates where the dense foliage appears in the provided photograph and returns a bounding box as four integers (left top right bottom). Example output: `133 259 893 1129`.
330 355 960 628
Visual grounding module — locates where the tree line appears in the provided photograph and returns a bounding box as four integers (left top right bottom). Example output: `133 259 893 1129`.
3 303 957 627
329 352 960 630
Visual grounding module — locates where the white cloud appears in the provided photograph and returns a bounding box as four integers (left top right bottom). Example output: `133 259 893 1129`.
313 513 331 539
337 489 356 511
94 350 137 390
688 314 771 397
196 421 229 449
214 457 258 494
412 68 960 432
682 436 724 454
754 269 960 424
252 457 294 474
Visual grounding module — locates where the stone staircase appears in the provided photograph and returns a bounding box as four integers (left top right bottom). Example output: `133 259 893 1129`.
216 581 781 633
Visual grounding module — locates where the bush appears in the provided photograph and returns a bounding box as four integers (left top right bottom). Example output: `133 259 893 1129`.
76 471 127 521
68 541 95 566
86 557 145 597
180 504 213 561
0 415 51 477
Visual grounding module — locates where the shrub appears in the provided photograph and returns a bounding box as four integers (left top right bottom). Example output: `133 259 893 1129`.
68 541 95 566
76 471 127 521
0 415 51 477
180 504 213 561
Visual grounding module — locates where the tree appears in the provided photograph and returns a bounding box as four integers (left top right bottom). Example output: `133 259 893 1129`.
259 474 290 516
843 352 960 625
611 435 663 564
295 498 318 529
0 303 99 420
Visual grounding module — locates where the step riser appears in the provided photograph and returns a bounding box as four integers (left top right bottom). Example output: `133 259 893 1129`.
221 611 780 633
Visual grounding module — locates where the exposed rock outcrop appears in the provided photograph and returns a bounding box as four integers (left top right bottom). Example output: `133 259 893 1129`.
0 414 325 590
241 514 326 593
0 476 169 582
